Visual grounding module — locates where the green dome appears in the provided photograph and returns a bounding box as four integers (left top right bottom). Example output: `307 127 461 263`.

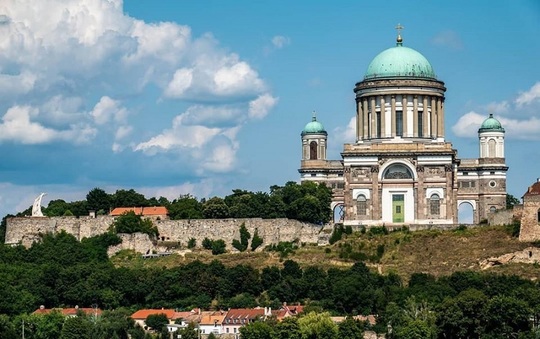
479 114 505 133
302 116 326 135
364 42 436 80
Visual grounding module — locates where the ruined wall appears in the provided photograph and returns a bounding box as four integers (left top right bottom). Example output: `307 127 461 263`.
487 209 516 226
519 196 540 242
5 216 323 251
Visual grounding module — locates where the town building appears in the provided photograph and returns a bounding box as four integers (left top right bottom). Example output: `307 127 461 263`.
299 29 508 226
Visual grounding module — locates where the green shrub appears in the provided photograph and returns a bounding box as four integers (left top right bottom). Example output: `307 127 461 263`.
187 238 196 249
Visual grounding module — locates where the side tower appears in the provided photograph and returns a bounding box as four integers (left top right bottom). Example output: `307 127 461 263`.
299 114 344 219
341 29 459 226
457 114 508 223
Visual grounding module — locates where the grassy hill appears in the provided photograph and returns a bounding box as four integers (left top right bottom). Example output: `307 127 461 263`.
112 225 540 281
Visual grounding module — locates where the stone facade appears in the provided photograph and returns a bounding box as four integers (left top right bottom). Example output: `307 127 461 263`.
5 216 323 253
518 179 540 242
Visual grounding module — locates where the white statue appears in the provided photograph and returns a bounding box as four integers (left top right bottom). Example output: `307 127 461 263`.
31 193 46 217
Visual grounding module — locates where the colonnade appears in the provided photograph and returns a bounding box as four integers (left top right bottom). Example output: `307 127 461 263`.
356 94 445 141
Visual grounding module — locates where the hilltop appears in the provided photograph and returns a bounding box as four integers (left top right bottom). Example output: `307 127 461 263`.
111 224 540 282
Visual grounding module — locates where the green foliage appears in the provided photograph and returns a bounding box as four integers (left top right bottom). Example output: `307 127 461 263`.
145 313 169 331
240 321 275 339
506 193 520 209
169 194 203 220
266 241 298 258
60 315 92 339
112 211 158 237
298 312 338 339
202 237 213 250
232 223 251 252
176 322 199 339
211 239 226 255
329 224 345 245
187 238 196 249
111 189 148 208
86 187 112 213
368 226 389 236
203 197 230 218
251 229 263 251
338 316 365 338
505 220 521 237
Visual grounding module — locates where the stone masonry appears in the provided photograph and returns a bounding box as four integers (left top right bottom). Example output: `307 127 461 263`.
5 216 323 253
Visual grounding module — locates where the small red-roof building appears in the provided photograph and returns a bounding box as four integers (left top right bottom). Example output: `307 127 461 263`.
110 206 168 220
223 308 271 336
131 309 176 330
519 178 540 241
33 306 102 318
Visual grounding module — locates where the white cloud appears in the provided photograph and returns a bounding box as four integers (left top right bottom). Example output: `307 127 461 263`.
0 105 59 144
0 71 36 95
271 35 291 49
90 96 128 125
249 94 278 119
333 116 356 145
164 68 193 97
431 30 464 50
516 82 540 107
453 83 540 140
201 143 238 173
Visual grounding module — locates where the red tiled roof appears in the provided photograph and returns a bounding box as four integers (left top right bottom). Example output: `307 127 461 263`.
33 307 102 317
224 308 265 321
524 181 540 197
131 309 176 320
110 206 168 216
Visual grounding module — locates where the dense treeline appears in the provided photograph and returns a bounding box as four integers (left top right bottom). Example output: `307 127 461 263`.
6 180 332 225
1 232 540 337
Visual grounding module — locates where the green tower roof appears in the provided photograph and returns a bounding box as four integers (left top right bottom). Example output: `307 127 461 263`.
302 114 326 135
364 37 436 80
479 114 505 133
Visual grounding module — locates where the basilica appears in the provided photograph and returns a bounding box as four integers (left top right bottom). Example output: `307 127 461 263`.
299 31 508 226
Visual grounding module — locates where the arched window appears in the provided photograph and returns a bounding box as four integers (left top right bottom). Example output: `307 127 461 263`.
489 206 496 213
537 208 540 223
430 194 440 216
383 164 413 179
488 139 496 157
357 195 367 216
309 141 317 160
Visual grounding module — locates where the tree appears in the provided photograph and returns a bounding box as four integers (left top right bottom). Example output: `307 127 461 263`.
239 321 274 339
251 229 263 251
274 316 301 339
169 194 203 220
145 314 169 332
112 211 158 237
111 189 148 208
176 322 198 339
298 312 338 339
211 239 226 255
60 315 92 339
338 316 364 338
506 193 520 209
0 314 16 339
232 223 250 252
86 188 111 214
436 289 487 338
203 197 230 218
202 237 213 250
187 238 196 249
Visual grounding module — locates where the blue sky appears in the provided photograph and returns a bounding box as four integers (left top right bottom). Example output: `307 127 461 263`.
0 0 538 218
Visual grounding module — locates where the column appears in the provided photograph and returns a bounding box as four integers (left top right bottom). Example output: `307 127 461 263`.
363 98 369 139
422 96 429 137
439 99 445 139
437 98 443 138
430 97 436 138
380 95 386 138
357 101 363 141
391 95 396 137
413 95 418 137
370 97 376 139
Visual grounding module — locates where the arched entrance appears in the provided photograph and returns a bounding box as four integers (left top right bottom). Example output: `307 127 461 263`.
458 200 475 224
379 162 416 224
332 203 344 223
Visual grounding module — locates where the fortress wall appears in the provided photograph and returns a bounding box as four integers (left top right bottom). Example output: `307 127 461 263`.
6 216 323 251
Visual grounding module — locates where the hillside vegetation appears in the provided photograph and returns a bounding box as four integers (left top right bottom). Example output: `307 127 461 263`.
112 224 540 281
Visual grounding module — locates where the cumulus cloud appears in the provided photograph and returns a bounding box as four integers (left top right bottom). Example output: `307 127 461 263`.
516 82 540 107
271 35 291 49
431 30 464 50
332 116 356 145
451 82 540 140
249 94 278 119
90 96 128 125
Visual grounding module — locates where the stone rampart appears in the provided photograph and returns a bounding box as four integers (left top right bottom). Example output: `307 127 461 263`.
5 216 323 252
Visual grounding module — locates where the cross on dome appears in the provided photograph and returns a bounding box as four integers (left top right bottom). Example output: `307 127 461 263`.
395 23 404 45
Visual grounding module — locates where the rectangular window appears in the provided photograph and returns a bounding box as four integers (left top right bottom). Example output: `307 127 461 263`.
396 110 403 137
418 111 423 137
376 112 381 138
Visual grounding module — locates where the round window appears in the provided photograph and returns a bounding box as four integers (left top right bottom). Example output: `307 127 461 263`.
489 180 497 188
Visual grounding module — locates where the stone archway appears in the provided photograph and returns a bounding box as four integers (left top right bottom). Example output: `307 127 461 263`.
458 200 476 225
332 203 344 223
